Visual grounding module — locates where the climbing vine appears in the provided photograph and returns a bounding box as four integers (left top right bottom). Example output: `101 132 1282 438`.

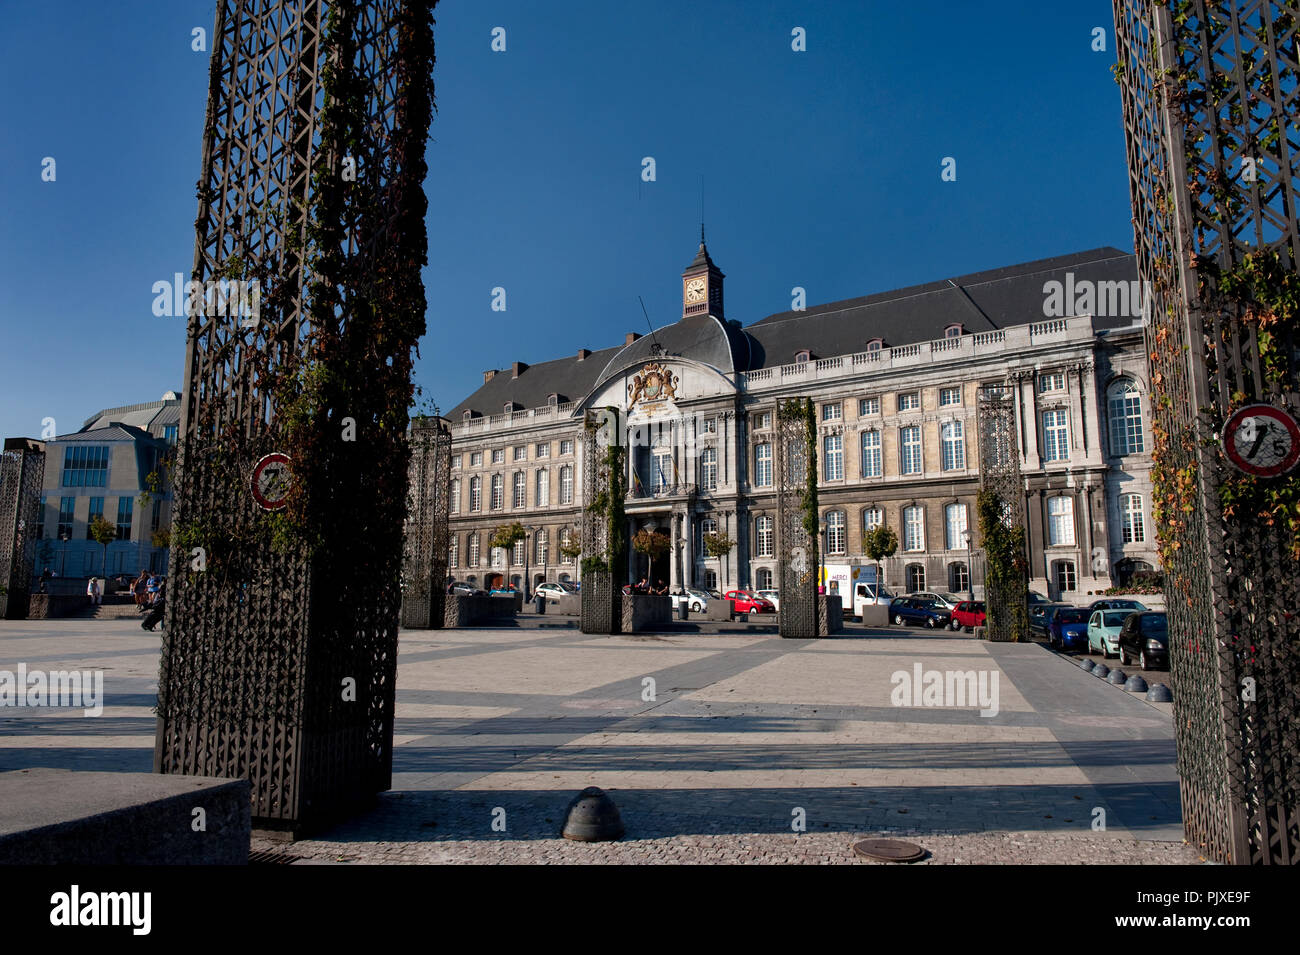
976 489 1028 641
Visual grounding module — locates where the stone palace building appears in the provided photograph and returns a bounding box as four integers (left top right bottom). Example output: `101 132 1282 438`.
445 237 1159 601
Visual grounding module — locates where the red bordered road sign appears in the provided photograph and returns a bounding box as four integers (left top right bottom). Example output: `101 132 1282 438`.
251 452 292 511
1222 404 1300 477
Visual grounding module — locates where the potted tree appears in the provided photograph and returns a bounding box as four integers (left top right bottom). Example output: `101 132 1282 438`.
489 522 527 609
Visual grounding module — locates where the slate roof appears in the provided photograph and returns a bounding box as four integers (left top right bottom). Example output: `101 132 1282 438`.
80 397 181 436
53 424 156 443
448 247 1138 419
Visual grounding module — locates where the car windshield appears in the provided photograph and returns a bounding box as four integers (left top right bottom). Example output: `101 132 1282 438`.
1142 614 1168 637
1058 609 1088 624
1102 611 1129 626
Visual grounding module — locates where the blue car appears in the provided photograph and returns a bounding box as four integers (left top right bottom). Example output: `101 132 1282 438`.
1046 606 1091 651
889 597 952 629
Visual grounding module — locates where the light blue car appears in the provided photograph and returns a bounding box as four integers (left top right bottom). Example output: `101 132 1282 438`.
1087 608 1131 658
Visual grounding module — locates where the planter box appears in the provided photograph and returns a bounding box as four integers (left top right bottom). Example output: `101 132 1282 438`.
697 599 735 622
543 594 581 616
818 596 844 636
25 594 86 619
621 594 672 632
858 604 889 627
443 594 517 627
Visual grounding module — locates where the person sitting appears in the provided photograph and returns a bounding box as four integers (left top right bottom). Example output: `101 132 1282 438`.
86 577 101 607
653 580 668 595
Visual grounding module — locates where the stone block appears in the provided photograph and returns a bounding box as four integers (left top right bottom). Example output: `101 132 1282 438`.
621 594 672 631
443 594 518 627
0 768 250 865
858 604 890 627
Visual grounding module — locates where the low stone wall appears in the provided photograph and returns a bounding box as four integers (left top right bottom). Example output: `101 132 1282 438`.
541 593 581 616
444 594 518 627
25 594 87 619
621 594 673 631
818 596 844 635
858 604 890 627
0 768 250 864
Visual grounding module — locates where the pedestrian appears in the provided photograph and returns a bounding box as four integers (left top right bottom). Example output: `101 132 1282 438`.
86 576 101 607
133 570 148 608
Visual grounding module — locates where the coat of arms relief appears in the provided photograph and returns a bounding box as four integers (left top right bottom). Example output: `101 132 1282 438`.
628 362 678 409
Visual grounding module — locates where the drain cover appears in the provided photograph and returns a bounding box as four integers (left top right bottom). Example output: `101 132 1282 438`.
851 838 926 863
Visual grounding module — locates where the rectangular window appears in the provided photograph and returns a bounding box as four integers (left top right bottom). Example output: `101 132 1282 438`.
1122 494 1145 543
944 503 968 551
448 538 458 568
163 424 178 445
904 506 925 552
823 434 844 481
858 397 880 416
560 466 573 504
536 442 550 459
535 469 549 508
753 443 773 487
756 516 774 558
490 474 503 510
699 448 717 489
700 417 717 434
513 446 527 461
512 472 526 508
116 497 133 540
900 425 923 475
560 439 574 455
491 448 505 464
468 535 480 567
941 420 966 471
1048 496 1075 546
451 455 461 469
469 478 482 512
470 451 483 467
1042 410 1070 462
57 497 75 539
1054 560 1077 593
898 392 920 412
1038 372 1065 393
826 511 846 554
35 495 46 539
86 497 104 538
821 402 842 422
61 446 109 487
860 430 882 478
450 479 461 514
753 411 772 430
939 387 961 407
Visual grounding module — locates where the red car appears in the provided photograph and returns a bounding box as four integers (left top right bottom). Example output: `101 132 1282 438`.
724 590 775 613
949 600 986 632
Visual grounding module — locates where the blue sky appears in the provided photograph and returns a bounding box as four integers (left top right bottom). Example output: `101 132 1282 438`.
0 0 1133 440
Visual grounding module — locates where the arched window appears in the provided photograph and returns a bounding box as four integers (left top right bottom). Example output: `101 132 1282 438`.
450 478 461 515
1108 379 1145 455
941 420 965 471
469 476 482 512
906 564 926 592
756 567 773 590
448 537 458 568
903 505 925 551
944 323 963 338
865 338 884 352
948 561 969 594
560 527 575 564
536 529 548 564
862 507 883 536
755 516 774 557
826 510 846 554
794 349 811 363
1047 496 1075 546
559 465 574 504
1121 493 1145 543
944 503 968 550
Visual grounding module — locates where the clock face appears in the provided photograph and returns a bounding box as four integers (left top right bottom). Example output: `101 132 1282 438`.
685 277 706 303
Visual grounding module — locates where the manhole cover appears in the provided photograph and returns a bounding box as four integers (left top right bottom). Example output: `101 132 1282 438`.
851 838 926 863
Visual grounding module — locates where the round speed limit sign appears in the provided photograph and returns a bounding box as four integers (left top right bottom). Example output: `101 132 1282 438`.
251 452 292 511
1222 405 1300 477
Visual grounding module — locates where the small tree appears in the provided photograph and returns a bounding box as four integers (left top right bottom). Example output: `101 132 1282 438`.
489 522 527 588
631 529 671 586
88 516 117 577
703 530 736 590
151 527 171 549
863 524 898 591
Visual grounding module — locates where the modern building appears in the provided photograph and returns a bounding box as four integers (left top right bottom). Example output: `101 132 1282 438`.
445 239 1159 601
31 394 179 578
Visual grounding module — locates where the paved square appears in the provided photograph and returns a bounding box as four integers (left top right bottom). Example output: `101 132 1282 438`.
0 618 1202 864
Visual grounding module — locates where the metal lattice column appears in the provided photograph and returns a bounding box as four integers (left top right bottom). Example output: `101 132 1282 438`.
401 417 451 628
776 398 818 638
1113 0 1300 864
977 386 1028 642
154 0 436 832
0 439 44 620
580 408 619 634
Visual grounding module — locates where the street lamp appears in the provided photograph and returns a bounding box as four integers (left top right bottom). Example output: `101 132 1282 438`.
962 529 975 602
59 529 70 577
523 524 538 602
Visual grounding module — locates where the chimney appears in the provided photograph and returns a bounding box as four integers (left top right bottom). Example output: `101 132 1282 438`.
625 332 641 346
483 369 497 383
576 348 590 360
512 361 528 379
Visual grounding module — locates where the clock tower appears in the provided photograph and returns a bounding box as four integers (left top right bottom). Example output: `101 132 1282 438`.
682 227 724 320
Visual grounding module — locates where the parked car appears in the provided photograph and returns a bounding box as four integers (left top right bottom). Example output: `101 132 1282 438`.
535 582 577 600
907 591 962 611
949 600 986 632
668 588 710 613
1087 598 1148 613
1027 591 1050 607
724 589 775 613
1087 608 1131 658
1045 606 1091 651
1028 602 1068 639
755 589 780 611
889 597 952 629
1118 611 1168 670
449 581 487 597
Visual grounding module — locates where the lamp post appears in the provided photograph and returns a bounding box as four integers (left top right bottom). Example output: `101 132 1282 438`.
59 529 69 577
962 528 975 602
523 524 538 602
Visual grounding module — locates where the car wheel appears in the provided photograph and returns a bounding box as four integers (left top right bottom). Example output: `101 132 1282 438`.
1119 647 1131 666
893 614 904 626
1141 651 1151 671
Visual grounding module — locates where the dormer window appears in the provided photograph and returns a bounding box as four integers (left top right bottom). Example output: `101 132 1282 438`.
462 409 474 422
866 338 884 352
944 323 963 338
504 401 520 414
794 350 811 363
